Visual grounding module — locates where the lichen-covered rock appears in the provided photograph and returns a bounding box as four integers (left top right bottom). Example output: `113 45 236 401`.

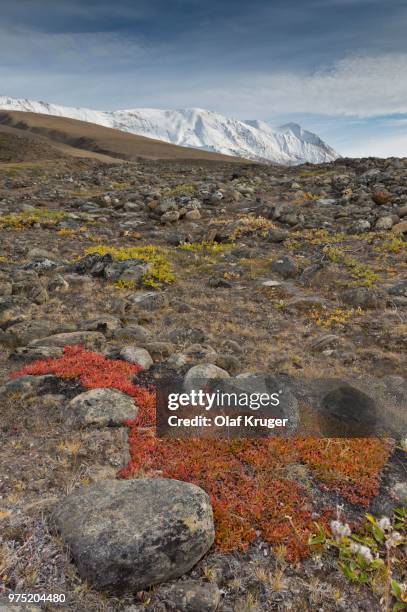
184 363 230 391
52 478 214 592
28 330 105 349
341 287 386 309
1 374 58 398
67 388 137 427
157 580 221 611
119 345 153 369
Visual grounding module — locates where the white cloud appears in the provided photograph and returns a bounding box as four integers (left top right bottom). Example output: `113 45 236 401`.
213 54 407 119
345 131 407 158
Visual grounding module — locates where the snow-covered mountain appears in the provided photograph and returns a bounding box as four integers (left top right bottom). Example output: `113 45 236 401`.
0 96 339 164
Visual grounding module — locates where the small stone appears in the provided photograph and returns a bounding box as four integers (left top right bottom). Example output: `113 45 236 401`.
114 325 150 343
310 334 339 351
157 581 221 612
317 198 336 205
185 209 201 221
169 327 206 345
145 341 175 360
392 220 407 235
271 255 298 279
161 210 180 224
167 352 189 369
120 346 153 369
372 190 392 205
349 219 371 233
375 216 393 230
129 291 169 311
266 228 289 243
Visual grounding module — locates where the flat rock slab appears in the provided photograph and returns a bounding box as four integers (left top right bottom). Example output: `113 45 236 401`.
28 331 105 349
67 388 137 427
52 478 214 592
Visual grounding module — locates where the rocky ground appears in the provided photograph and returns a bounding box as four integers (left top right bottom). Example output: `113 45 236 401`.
0 151 406 611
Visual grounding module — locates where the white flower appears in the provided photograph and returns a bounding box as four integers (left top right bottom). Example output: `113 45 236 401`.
348 542 374 564
330 520 351 541
386 531 404 549
378 517 391 531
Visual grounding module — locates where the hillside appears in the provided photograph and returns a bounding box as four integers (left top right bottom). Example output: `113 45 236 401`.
0 96 339 164
0 111 245 163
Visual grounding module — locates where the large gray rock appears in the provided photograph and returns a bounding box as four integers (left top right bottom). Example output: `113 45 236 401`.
4 319 61 346
67 388 137 427
1 374 58 399
184 363 230 392
52 478 214 592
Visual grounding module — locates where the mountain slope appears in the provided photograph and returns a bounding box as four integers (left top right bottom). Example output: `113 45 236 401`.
0 111 243 163
0 96 339 164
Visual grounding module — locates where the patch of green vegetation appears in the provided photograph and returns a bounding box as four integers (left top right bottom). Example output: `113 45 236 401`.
114 279 137 290
85 244 175 289
178 241 235 254
299 169 328 177
0 209 66 231
176 241 237 277
374 235 407 255
165 183 196 197
324 246 379 287
239 257 273 278
0 161 48 176
112 182 130 190
285 229 346 251
310 507 406 607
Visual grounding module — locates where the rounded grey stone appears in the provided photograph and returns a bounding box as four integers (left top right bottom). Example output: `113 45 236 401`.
52 478 214 592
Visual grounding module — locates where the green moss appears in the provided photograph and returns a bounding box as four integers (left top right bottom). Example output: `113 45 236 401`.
85 244 175 289
324 246 379 287
285 229 346 251
0 208 66 230
112 182 131 190
165 183 196 197
374 235 407 255
178 241 236 254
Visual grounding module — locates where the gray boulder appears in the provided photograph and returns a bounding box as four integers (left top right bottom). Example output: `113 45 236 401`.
184 363 230 392
67 388 137 427
52 478 214 592
120 346 153 369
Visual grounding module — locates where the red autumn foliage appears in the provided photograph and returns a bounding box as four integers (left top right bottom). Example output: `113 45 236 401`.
10 345 155 427
11 345 392 562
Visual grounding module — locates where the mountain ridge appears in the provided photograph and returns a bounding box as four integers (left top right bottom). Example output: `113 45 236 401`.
0 96 339 165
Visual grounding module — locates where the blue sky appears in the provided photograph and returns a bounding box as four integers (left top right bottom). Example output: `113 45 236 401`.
1 0 407 156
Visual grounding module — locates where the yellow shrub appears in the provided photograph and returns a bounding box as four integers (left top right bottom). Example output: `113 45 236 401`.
85 245 175 289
